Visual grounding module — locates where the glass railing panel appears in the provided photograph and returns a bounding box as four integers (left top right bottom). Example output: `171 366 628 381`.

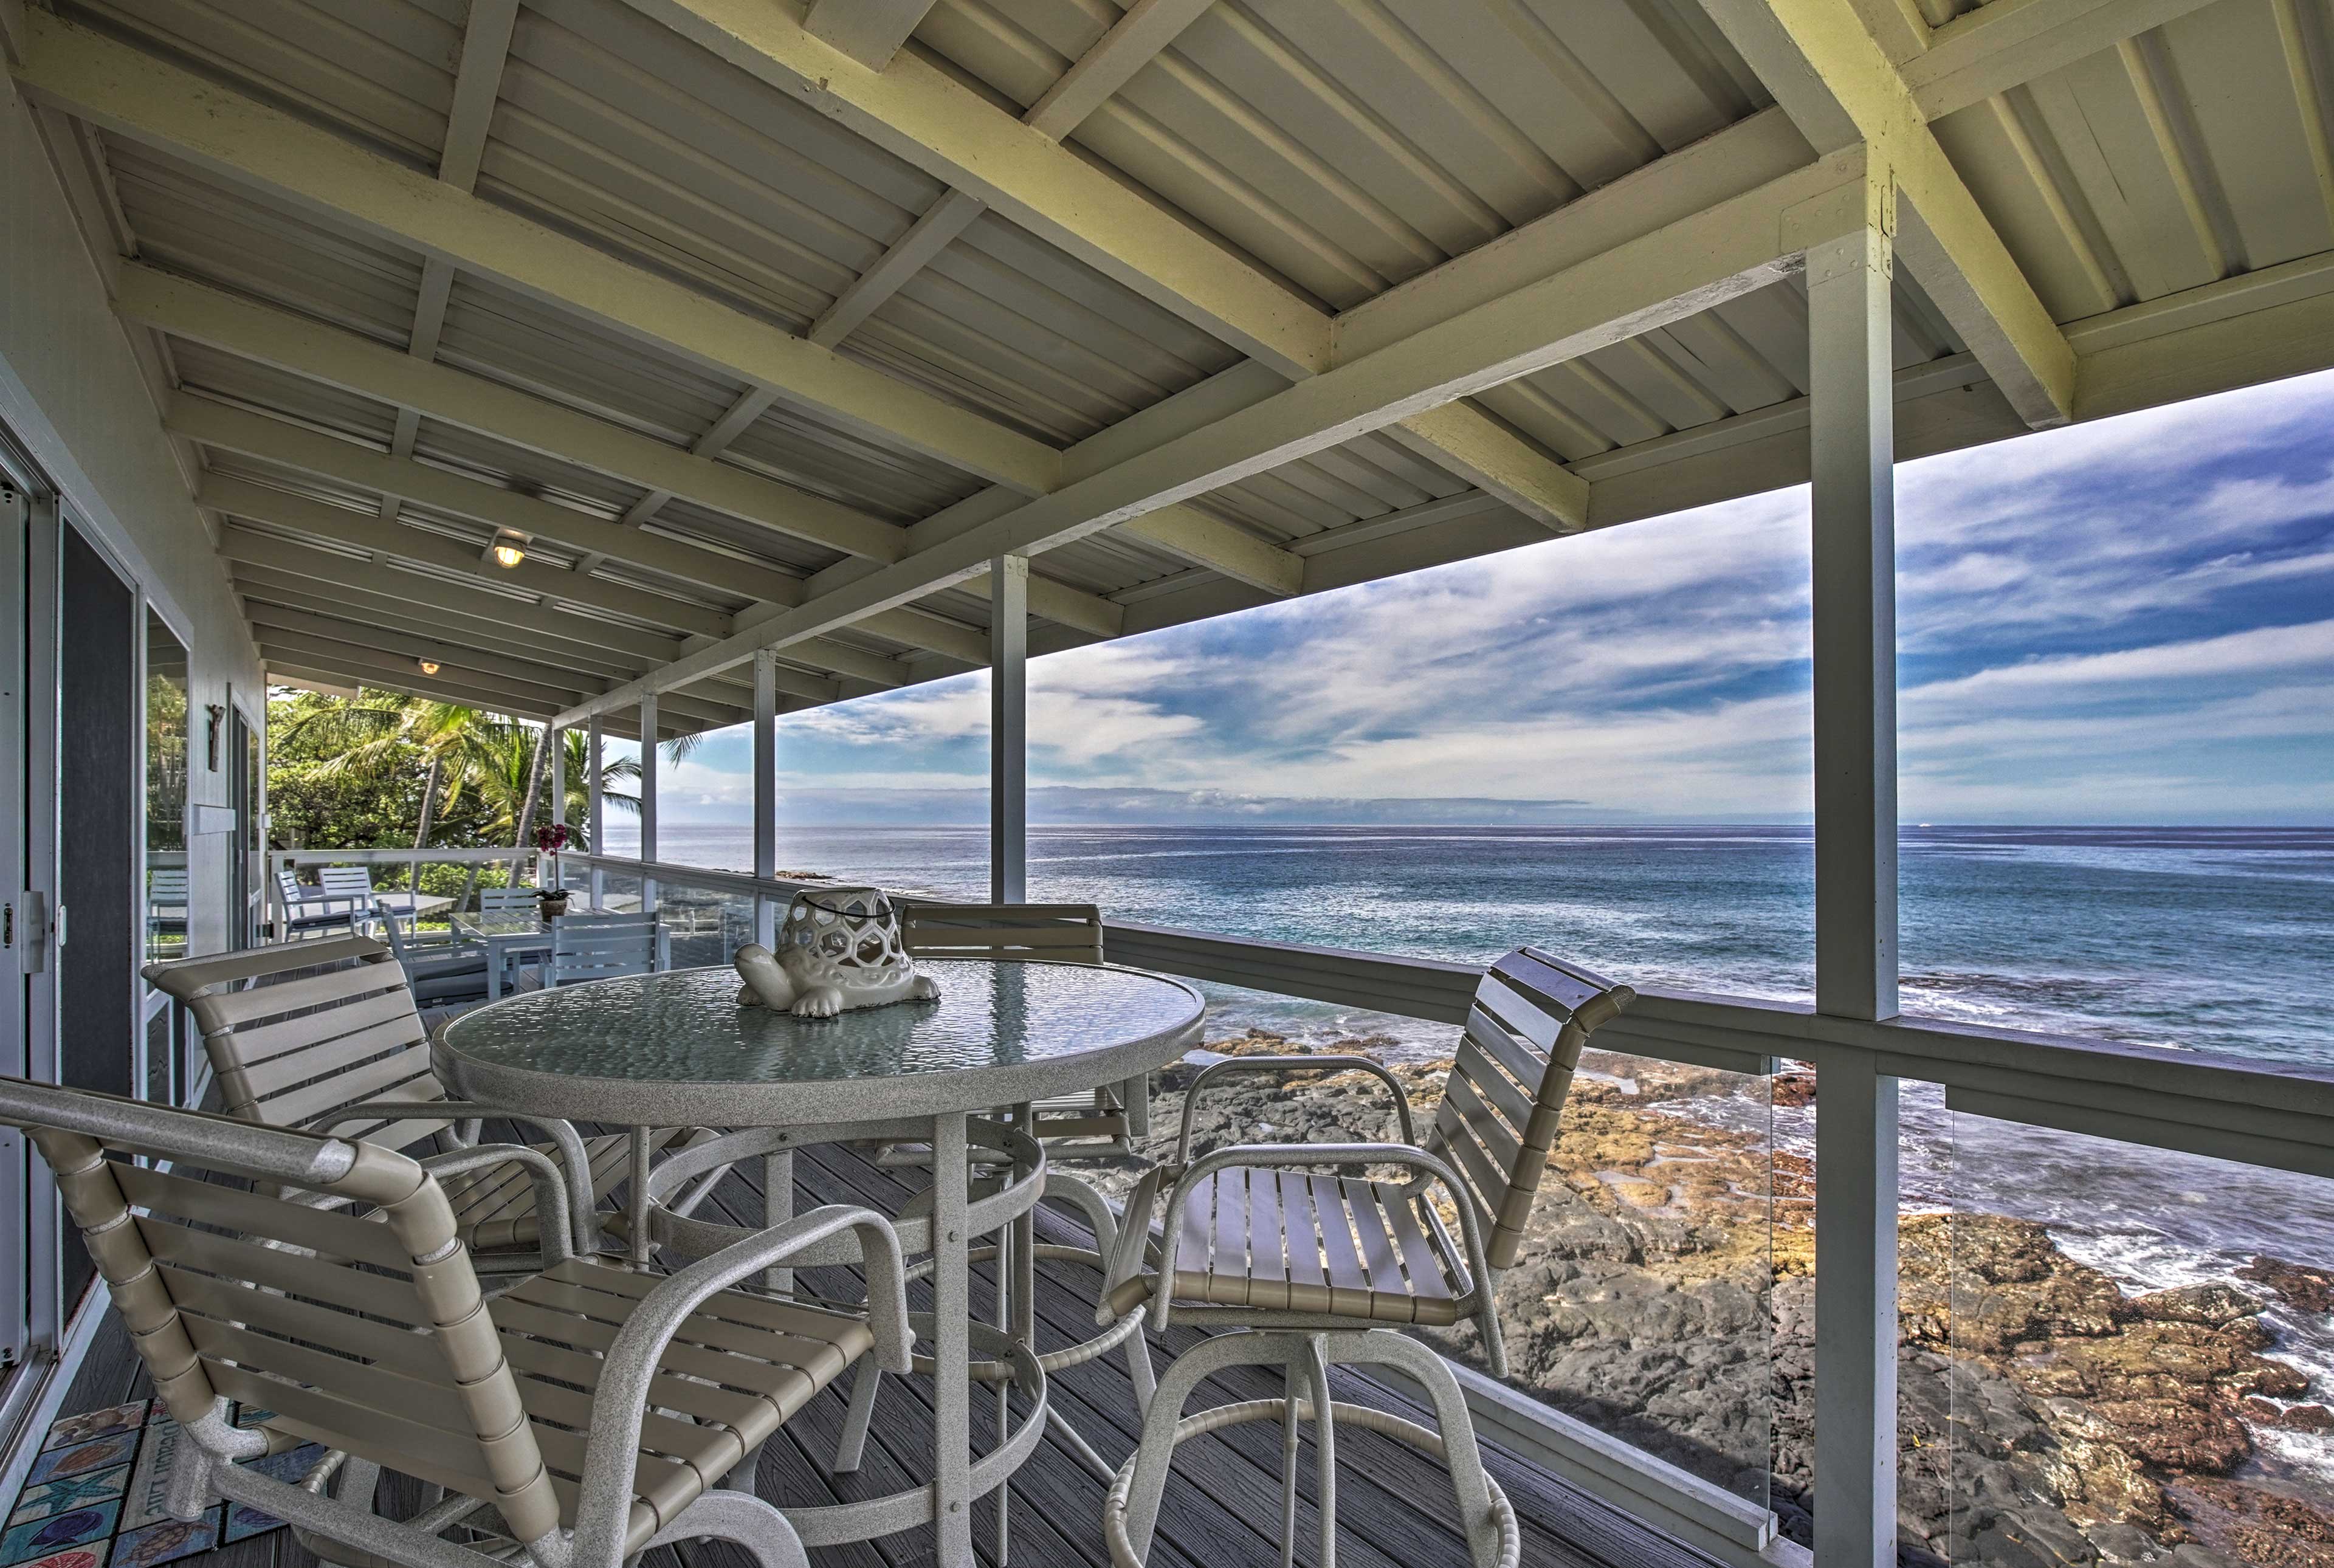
1940 1113 2334 1567
653 875 757 969
1132 976 1775 1511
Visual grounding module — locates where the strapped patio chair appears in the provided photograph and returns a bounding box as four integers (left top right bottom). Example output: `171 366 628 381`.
275 869 364 940
143 934 695 1265
543 914 667 988
1095 947 1633 1568
839 899 1157 1488
147 867 190 940
478 885 541 916
380 914 492 1005
0 1074 909 1568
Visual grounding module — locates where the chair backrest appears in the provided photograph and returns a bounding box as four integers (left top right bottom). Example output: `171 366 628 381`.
899 901 1106 964
478 886 539 915
0 1076 559 1544
166 945 456 1152
275 868 305 901
317 865 378 901
544 913 665 987
1426 947 1633 1271
148 869 190 905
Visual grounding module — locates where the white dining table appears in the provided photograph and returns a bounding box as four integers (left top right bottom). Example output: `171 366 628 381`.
434 958 1205 1567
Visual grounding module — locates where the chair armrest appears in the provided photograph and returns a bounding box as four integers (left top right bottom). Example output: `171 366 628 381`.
1096 1161 1181 1326
415 1143 574 1268
300 1101 597 1254
1144 1141 1495 1334
567 1206 911 1568
1175 1054 1417 1163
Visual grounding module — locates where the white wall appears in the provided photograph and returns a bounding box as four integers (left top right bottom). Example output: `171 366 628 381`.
0 72 264 958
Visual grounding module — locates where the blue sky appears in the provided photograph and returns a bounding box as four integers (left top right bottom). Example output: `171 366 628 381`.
641 369 2334 827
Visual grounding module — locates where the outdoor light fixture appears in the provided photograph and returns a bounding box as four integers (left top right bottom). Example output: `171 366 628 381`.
491 534 528 569
418 658 441 676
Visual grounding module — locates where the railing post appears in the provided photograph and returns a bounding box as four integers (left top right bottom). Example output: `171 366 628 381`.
1808 198 1901 1568
754 650 778 947
989 553 1027 903
586 713 605 912
639 695 659 913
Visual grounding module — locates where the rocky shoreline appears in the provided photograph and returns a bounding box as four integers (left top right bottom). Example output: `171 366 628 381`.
1088 1030 2334 1568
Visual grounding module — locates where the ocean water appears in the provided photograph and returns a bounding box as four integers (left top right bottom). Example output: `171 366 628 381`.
630 821 2334 1067
623 819 2334 1479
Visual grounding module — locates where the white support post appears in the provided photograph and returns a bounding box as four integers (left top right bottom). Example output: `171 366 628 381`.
754 651 778 947
545 723 564 889
586 713 604 912
1808 209 1902 1568
988 554 1028 904
639 694 659 913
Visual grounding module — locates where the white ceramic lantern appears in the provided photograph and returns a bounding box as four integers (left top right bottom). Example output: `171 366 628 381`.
733 886 939 1017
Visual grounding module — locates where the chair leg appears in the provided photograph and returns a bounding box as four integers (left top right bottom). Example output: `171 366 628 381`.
1300 1336 1337 1568
832 1360 880 1474
648 1488 811 1568
1340 1332 1499 1568
1279 1364 1302 1568
1117 1330 1291 1565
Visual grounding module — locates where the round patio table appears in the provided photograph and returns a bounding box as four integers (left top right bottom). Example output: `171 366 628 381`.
435 958 1204 1568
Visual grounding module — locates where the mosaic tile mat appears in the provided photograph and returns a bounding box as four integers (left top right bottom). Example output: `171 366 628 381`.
5 1400 322 1568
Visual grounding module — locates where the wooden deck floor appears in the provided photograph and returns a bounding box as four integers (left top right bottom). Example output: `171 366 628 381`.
66 1030 1723 1567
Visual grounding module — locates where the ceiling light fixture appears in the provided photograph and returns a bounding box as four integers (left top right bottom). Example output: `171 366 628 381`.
418 658 441 676
491 535 528 569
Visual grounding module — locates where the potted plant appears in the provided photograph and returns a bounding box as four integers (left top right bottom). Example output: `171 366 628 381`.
534 824 572 918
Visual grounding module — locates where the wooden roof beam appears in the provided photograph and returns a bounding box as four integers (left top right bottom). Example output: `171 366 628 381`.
115 265 906 562
615 0 1581 531
1696 0 2075 428
201 474 735 637
170 394 811 609
1901 0 2230 120
550 151 1869 724
264 659 563 722
228 565 661 682
803 0 940 70
12 10 1059 494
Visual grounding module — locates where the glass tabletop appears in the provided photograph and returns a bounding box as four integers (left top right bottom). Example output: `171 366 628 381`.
455 912 550 938
438 960 1203 1089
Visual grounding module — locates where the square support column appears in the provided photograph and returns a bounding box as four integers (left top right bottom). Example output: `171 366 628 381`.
585 713 605 911
546 724 565 889
754 651 779 946
1808 213 1903 1568
639 694 658 912
989 554 1028 904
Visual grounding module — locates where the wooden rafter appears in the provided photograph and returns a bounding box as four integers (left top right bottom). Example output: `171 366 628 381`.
1696 0 2075 427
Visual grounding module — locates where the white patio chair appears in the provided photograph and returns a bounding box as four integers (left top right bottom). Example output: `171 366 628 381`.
380 913 491 1005
317 864 385 933
143 935 699 1267
1095 947 1633 1568
478 885 541 916
147 867 190 941
274 868 363 940
1 1073 909 1568
543 913 667 988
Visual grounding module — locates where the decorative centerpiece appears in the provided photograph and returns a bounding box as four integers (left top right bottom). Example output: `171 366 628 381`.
734 886 939 1018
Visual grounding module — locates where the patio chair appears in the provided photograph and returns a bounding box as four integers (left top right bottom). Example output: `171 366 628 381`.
380 913 492 1005
478 885 541 915
146 867 189 943
274 868 365 940
1095 947 1633 1568
543 913 667 987
143 934 695 1265
0 1073 909 1568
